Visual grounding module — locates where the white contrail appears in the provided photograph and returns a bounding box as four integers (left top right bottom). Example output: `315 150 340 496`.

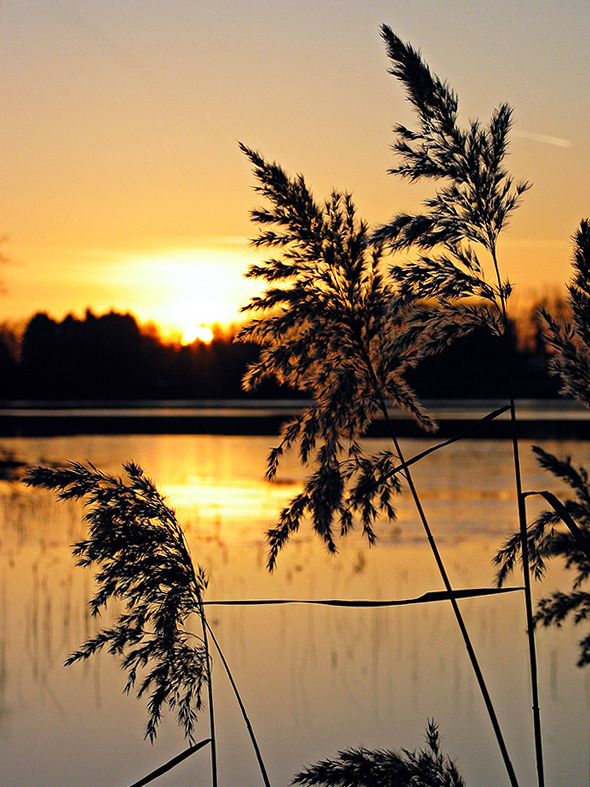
21 0 150 75
515 130 572 148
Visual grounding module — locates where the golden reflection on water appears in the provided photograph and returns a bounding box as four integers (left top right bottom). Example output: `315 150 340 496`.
1 434 590 786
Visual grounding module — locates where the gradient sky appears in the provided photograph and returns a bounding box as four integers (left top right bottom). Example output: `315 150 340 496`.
1 1 588 339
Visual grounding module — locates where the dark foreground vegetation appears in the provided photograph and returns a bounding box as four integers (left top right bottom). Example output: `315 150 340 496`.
0 299 564 400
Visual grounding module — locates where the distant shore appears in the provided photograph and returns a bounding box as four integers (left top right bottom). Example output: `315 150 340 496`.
0 399 588 439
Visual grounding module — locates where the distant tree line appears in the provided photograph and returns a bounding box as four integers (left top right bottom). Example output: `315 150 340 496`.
0 304 563 401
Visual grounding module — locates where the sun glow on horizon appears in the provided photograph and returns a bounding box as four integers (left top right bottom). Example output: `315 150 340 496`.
117 245 262 340
179 323 214 345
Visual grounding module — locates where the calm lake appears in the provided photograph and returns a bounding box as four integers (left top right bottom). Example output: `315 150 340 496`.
1 429 589 787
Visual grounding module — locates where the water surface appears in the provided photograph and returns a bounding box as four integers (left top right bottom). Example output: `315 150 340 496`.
1 433 589 786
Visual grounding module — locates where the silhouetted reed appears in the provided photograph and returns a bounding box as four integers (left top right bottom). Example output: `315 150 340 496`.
23 460 276 787
293 720 464 787
496 221 590 667
540 220 590 406
237 25 543 787
375 27 544 786
24 461 219 785
237 142 428 564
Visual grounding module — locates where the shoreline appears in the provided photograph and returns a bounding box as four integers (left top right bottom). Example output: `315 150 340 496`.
0 399 587 439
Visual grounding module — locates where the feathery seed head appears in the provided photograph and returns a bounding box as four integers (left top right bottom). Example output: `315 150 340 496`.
24 461 208 742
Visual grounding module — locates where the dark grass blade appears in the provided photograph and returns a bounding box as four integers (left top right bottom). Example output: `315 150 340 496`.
389 404 509 478
127 739 211 787
203 586 523 608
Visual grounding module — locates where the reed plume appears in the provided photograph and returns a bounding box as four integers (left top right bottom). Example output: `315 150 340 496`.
375 25 526 341
237 145 441 568
292 720 465 787
237 145 502 568
540 220 590 405
376 26 529 256
238 27 538 787
24 461 209 744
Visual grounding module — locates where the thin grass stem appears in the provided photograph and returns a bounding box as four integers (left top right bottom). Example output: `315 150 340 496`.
197 594 218 787
127 740 211 787
343 324 521 786
202 587 523 608
381 402 521 787
387 404 509 478
205 620 272 787
492 247 545 787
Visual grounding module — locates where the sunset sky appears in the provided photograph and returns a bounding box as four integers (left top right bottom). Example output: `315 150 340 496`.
1 1 588 340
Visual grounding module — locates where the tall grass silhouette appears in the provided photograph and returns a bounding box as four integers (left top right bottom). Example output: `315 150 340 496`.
237 26 543 787
376 27 544 787
25 462 210 744
24 461 269 787
496 221 590 667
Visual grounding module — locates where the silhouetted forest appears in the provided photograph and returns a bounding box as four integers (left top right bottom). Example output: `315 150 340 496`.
0 305 563 401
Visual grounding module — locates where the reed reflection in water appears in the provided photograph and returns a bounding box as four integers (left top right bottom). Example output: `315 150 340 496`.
1 433 590 786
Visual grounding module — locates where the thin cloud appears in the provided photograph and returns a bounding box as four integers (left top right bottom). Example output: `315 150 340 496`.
515 130 572 148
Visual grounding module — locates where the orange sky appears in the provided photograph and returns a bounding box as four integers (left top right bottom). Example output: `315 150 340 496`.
1 1 588 339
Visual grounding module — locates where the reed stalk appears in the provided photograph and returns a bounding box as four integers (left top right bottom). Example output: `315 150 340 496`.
196 594 218 787
237 24 547 786
363 343 520 787
394 432 520 786
205 619 273 787
491 247 545 787
127 740 211 787
349 325 520 784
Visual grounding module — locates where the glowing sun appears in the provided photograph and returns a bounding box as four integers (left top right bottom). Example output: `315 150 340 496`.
181 323 214 345
118 245 263 341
